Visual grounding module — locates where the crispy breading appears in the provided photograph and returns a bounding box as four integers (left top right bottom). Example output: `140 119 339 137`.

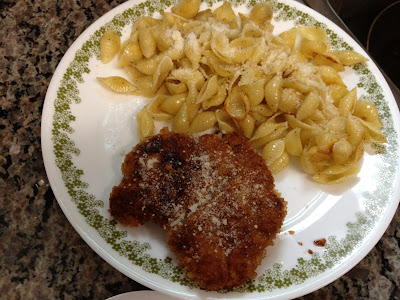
109 132 286 290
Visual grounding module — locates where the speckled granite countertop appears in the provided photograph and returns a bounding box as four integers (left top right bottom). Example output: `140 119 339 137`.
1 0 399 299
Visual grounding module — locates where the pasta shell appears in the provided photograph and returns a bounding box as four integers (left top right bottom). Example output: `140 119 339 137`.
137 107 154 141
328 84 349 105
213 1 238 29
153 56 174 92
100 29 121 64
178 58 193 69
291 50 309 63
284 128 302 156
230 37 259 64
170 68 204 90
216 109 237 133
224 87 250 121
238 114 255 139
298 127 318 147
208 54 238 77
182 21 206 37
313 165 360 184
297 26 329 44
316 131 340 154
184 86 200 122
262 139 285 165
285 114 316 130
300 38 328 58
162 12 188 28
348 141 364 164
171 0 200 19
300 146 332 175
139 26 157 58
251 121 279 142
312 52 345 72
251 122 288 149
250 104 274 118
189 111 217 134
132 16 162 33
118 40 129 58
251 112 268 127
160 93 186 116
97 76 138 95
250 2 273 27
265 73 283 112
308 109 325 123
211 31 231 62
283 78 313 94
166 79 188 94
202 78 228 110
328 50 368 66
153 24 174 52
319 65 346 86
172 102 190 134
165 31 185 61
124 65 144 85
134 54 165 76
338 88 357 116
346 115 365 147
184 32 201 69
325 116 347 133
332 138 353 165
148 95 173 121
242 79 265 106
353 100 382 128
279 27 297 49
248 42 268 64
268 151 290 174
135 76 156 97
357 117 387 143
197 75 218 104
296 92 321 121
139 78 168 97
241 22 263 39
279 88 303 114
118 32 142 67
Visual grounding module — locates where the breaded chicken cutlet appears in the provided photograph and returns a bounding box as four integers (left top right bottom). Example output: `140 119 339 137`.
109 132 286 290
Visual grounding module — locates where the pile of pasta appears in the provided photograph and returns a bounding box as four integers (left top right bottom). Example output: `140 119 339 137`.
97 0 387 184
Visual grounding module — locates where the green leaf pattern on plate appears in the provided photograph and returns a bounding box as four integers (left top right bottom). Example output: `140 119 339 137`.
51 0 398 292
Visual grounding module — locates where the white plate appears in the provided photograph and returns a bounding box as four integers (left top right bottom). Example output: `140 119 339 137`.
41 0 400 299
107 291 178 300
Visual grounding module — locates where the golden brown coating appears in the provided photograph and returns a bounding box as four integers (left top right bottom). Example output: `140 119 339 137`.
109 132 286 290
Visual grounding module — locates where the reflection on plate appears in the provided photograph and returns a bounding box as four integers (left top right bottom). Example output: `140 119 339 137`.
41 0 400 299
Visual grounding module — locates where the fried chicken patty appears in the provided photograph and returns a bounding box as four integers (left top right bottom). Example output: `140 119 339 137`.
109 132 286 290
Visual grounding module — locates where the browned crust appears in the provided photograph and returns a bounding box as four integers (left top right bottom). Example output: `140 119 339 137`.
109 132 287 290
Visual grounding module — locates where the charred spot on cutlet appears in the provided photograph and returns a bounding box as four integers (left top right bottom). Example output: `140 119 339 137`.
139 135 163 154
162 150 185 171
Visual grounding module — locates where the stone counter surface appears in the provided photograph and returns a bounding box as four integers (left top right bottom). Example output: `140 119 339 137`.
0 0 399 299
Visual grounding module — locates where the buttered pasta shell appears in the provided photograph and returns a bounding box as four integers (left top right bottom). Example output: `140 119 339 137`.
313 165 361 184
250 2 273 26
262 139 285 165
97 76 138 94
171 0 200 19
224 88 250 121
100 29 121 64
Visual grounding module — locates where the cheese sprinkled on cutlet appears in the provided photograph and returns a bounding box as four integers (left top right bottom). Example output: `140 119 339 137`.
109 132 286 291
